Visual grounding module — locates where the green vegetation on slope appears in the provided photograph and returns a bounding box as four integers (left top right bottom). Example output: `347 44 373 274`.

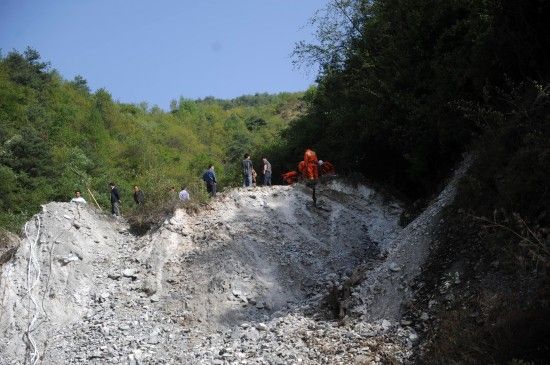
275 0 549 202
0 48 304 232
269 0 549 362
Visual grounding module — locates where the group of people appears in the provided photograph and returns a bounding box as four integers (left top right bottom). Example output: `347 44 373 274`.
70 182 191 217
105 182 147 217
242 154 272 187
201 154 273 197
69 150 327 215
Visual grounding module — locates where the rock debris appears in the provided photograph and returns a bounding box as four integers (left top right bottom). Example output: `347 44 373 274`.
0 168 467 364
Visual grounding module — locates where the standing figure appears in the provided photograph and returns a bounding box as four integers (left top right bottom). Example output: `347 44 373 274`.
262 157 272 186
179 186 190 202
109 182 121 216
133 185 144 205
202 165 217 197
242 153 253 187
71 190 87 204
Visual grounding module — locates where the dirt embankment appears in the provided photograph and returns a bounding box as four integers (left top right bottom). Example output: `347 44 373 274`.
0 162 468 365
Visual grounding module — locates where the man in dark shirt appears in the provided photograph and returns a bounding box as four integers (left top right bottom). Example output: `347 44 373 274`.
109 182 121 216
242 153 253 187
202 165 217 197
133 185 144 206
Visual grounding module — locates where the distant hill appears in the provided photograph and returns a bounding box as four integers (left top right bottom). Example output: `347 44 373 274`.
0 48 305 231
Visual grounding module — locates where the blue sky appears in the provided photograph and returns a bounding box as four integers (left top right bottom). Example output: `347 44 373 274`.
0 0 327 109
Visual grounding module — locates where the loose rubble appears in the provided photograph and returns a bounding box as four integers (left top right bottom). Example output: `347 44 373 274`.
0 164 468 364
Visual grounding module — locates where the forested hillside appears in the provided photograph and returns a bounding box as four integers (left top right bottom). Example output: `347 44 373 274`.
271 1 549 362
0 48 303 231
275 0 549 202
1 0 549 362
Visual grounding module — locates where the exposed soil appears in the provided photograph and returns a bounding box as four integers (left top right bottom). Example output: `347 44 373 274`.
0 163 468 364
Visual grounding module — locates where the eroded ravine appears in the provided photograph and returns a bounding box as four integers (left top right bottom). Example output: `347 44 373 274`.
0 172 466 364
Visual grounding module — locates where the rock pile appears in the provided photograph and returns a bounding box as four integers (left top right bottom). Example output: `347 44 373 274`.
0 168 467 364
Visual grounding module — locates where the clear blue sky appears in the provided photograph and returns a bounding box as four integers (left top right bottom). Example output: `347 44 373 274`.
0 0 327 109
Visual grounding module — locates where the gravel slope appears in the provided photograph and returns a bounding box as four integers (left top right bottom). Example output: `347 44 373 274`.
0 166 467 364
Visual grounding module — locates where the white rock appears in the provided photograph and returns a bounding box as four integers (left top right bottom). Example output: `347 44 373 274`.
122 268 138 277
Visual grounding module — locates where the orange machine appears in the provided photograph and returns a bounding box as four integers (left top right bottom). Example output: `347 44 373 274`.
319 160 335 176
303 149 319 180
282 171 299 185
298 160 306 175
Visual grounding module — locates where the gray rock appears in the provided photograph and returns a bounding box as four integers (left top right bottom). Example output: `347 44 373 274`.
389 262 401 272
150 294 160 303
256 323 268 331
123 268 138 278
58 254 80 265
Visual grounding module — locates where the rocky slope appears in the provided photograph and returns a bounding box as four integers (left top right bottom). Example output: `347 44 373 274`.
0 162 468 364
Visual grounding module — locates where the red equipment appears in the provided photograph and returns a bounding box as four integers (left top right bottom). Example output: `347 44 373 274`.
303 149 319 180
282 171 299 185
319 161 335 176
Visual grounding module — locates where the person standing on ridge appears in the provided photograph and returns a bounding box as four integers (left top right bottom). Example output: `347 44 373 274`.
133 185 144 206
242 153 253 187
202 165 217 197
109 182 121 216
179 186 190 202
70 190 87 204
262 157 272 186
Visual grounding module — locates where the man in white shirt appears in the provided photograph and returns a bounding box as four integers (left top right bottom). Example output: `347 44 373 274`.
70 190 87 204
179 186 190 202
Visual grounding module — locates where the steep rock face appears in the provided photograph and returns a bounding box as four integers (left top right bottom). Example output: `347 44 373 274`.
351 157 472 321
0 203 128 364
0 168 466 364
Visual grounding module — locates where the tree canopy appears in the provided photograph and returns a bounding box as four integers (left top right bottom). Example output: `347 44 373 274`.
0 49 304 231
